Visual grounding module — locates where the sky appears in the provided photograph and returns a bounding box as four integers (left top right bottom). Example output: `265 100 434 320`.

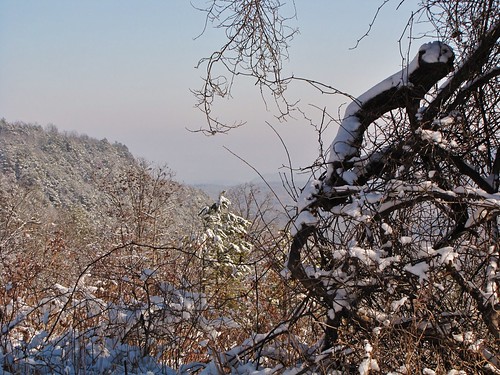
0 1 430 185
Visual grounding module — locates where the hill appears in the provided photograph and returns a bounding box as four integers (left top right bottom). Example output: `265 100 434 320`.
0 119 209 233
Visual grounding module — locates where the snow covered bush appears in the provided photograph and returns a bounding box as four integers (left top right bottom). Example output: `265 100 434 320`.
0 166 297 374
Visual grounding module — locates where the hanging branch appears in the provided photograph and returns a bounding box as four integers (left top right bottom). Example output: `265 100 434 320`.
192 0 298 134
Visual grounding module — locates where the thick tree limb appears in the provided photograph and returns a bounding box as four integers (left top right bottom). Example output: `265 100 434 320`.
292 42 455 233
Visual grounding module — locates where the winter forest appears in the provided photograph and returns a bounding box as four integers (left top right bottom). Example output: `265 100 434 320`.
1 0 500 374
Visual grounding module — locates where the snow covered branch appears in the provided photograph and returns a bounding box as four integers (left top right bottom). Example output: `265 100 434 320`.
292 41 455 235
326 41 454 183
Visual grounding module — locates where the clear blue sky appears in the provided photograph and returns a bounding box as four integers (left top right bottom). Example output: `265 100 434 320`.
0 1 428 185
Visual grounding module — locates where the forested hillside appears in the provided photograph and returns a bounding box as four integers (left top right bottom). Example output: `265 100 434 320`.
1 120 134 208
0 119 207 231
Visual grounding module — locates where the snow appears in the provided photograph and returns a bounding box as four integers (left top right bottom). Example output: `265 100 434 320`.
364 341 373 353
432 114 456 127
358 358 379 375
296 179 321 211
358 340 379 375
349 246 378 266
436 247 458 265
291 209 318 236
332 288 352 312
377 255 400 271
329 116 362 166
404 261 429 283
400 236 412 244
381 222 393 235
417 127 458 149
292 179 322 234
417 128 444 144
341 170 358 185
391 296 408 311
485 257 499 306
419 41 453 64
327 41 453 174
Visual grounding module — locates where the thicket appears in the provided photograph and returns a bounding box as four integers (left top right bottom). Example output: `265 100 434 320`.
192 0 500 373
0 125 297 373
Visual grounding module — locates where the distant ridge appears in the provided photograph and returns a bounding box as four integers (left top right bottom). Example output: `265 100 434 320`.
0 120 136 208
0 119 209 230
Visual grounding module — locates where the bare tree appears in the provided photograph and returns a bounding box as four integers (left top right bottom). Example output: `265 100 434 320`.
196 0 500 372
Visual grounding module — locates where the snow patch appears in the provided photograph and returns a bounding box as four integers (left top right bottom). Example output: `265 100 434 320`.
391 296 408 311
404 262 429 283
297 180 321 211
381 222 393 235
349 246 378 266
400 236 412 244
358 340 379 375
419 41 453 64
291 210 318 236
436 247 458 265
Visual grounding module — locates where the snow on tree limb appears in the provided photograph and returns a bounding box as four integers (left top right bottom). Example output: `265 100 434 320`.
290 42 455 231
287 17 500 355
326 41 454 182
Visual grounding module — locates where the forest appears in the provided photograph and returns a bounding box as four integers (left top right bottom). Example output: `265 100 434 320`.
1 0 500 374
